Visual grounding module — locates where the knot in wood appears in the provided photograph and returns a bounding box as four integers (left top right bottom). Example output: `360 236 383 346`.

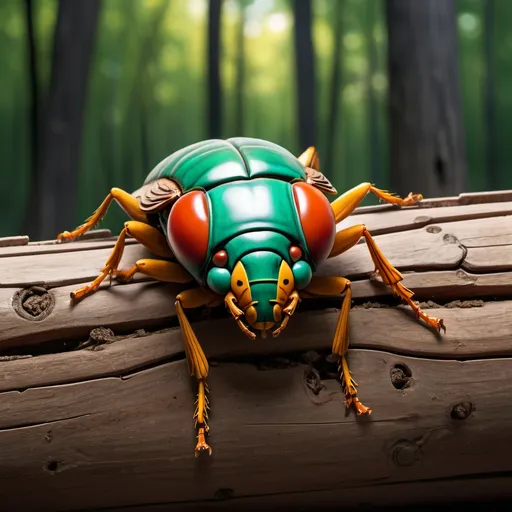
414 215 432 224
426 225 442 234
13 286 55 321
391 440 422 467
451 402 474 420
390 363 412 389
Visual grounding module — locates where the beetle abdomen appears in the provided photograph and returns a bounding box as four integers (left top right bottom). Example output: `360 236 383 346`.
144 138 307 192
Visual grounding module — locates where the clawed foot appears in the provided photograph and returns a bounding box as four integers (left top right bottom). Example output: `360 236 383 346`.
57 230 74 243
402 192 423 206
346 394 372 415
272 314 291 337
194 427 212 457
70 285 96 302
418 312 446 333
70 265 120 302
57 225 89 243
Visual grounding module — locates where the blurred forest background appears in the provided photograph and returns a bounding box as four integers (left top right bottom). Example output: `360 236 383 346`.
0 0 510 240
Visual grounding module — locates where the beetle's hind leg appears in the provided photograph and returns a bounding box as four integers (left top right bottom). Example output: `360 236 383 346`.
331 182 422 223
71 221 186 301
300 276 371 415
58 188 148 242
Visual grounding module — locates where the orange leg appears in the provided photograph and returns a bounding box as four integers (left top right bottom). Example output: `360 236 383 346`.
331 182 423 223
70 221 186 301
300 276 370 415
329 224 445 332
176 287 222 457
58 188 148 242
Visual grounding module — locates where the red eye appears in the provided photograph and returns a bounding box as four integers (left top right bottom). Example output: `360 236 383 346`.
213 250 228 267
292 182 336 265
289 246 302 262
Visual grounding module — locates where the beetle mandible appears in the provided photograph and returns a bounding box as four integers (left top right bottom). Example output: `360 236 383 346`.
58 137 445 456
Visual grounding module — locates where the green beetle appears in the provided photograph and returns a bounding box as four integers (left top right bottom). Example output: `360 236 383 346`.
59 137 444 456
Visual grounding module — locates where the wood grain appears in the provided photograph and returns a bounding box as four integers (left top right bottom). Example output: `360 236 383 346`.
1 192 511 511
0 236 137 259
1 350 512 511
1 300 511 391
338 200 512 235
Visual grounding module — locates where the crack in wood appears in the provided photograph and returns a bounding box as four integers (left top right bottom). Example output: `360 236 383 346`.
0 413 93 433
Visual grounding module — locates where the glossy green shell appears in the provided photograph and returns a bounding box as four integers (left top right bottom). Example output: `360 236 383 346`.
144 137 307 191
147 137 335 319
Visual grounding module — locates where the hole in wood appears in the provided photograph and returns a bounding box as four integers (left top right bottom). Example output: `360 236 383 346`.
426 225 442 234
390 363 412 389
451 401 474 420
44 460 60 473
12 286 55 321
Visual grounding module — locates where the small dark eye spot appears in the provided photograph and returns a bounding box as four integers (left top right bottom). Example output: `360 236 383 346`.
283 279 289 285
237 280 243 287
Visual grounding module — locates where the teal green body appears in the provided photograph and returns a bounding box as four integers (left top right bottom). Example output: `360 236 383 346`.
147 138 328 328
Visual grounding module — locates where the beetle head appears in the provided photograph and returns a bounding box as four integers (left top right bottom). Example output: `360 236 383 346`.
213 250 312 338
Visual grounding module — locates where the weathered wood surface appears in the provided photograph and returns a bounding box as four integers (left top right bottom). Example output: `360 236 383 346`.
0 191 511 511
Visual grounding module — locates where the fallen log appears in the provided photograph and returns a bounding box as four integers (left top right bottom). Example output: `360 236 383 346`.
0 191 511 511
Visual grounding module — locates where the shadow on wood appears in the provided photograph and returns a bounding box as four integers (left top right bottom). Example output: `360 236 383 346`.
0 191 511 511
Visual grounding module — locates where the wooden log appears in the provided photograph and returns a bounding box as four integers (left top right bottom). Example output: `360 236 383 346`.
1 192 512 511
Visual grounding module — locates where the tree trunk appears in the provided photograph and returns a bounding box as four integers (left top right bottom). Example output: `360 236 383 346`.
234 0 246 135
366 0 382 185
386 0 467 198
484 0 495 189
208 0 223 139
36 0 101 240
293 0 316 151
21 0 40 237
325 0 343 174
0 191 511 510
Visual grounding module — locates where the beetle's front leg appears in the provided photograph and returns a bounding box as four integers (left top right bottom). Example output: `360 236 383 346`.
58 188 148 242
300 276 371 415
176 287 223 457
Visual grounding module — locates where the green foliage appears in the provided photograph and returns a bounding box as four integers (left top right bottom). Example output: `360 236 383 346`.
0 0 508 237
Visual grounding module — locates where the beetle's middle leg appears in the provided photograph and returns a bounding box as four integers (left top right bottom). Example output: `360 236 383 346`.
300 276 370 415
329 224 445 332
330 182 422 223
71 221 186 301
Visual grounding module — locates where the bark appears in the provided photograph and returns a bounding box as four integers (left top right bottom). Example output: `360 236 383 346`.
36 0 101 240
386 0 467 198
293 0 316 150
